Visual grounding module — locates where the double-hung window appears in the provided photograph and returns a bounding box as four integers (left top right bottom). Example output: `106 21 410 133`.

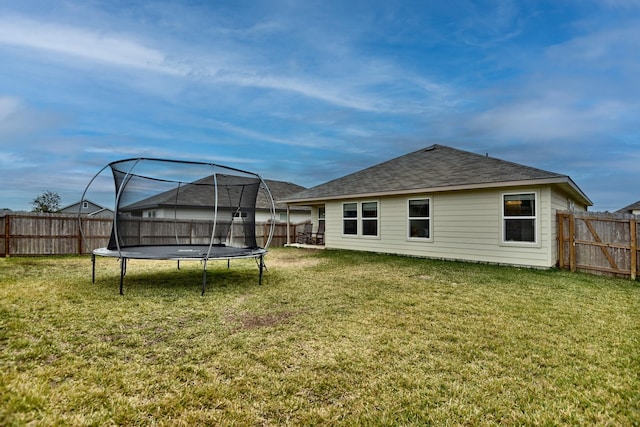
408 198 431 240
343 203 358 235
503 193 537 243
361 202 378 236
343 201 379 237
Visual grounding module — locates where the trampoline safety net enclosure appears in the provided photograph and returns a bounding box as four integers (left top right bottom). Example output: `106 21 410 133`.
80 158 276 295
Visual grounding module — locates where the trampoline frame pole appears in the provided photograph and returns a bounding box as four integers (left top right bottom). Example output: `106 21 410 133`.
119 258 127 296
259 254 264 285
91 254 96 284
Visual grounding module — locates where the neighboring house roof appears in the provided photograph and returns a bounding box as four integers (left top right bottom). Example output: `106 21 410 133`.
285 144 592 206
121 175 308 212
59 200 113 216
260 180 309 212
616 200 640 214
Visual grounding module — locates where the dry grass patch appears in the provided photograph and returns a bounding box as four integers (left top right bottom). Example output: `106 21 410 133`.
264 247 325 268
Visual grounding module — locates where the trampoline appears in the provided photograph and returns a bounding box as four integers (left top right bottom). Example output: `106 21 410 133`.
80 158 276 295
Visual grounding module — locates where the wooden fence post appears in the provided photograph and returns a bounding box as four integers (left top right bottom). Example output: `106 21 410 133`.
557 213 565 269
78 217 83 255
4 215 10 258
631 218 637 280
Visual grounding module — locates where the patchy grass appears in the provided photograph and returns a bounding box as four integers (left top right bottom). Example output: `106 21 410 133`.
1 249 639 426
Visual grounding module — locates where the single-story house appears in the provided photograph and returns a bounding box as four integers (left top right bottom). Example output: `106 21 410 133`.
59 200 114 218
283 144 592 268
616 201 640 216
121 177 310 223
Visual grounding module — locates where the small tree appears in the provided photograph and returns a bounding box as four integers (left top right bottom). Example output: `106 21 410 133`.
31 190 61 213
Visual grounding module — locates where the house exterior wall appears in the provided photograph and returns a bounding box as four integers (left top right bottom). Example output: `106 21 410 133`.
143 207 309 223
276 210 310 224
323 185 586 268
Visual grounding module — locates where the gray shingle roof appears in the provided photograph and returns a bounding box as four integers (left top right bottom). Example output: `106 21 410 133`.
285 144 591 204
122 176 307 212
259 180 308 211
616 200 640 214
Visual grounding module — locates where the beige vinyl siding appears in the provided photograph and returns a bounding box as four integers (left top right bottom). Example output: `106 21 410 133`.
325 186 559 268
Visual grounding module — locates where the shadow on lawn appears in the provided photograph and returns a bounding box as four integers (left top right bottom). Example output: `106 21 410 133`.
92 263 265 296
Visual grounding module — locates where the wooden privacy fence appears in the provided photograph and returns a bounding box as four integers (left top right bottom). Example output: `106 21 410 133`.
558 211 638 279
1 213 304 257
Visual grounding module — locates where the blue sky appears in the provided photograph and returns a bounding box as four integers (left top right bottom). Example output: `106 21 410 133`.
0 0 638 212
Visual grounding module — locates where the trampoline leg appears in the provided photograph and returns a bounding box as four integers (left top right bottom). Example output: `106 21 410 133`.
91 254 96 284
201 259 207 296
177 260 180 270
259 255 264 286
119 258 127 296
227 259 230 269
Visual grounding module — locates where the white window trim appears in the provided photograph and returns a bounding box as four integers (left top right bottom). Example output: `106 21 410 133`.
501 191 540 246
341 200 380 239
407 197 433 242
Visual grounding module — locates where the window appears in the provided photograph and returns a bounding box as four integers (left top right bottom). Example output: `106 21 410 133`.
503 193 536 243
342 201 379 237
362 202 378 236
82 201 89 209
343 203 358 235
408 198 430 239
318 206 325 230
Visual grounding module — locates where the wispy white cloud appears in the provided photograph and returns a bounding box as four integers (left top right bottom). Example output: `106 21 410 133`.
468 99 627 141
546 25 640 73
0 13 450 115
0 96 22 121
453 1 531 47
0 96 65 139
0 15 184 75
83 145 261 166
0 151 35 169
597 0 640 8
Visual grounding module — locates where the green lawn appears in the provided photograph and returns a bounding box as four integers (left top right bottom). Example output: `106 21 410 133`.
1 248 639 426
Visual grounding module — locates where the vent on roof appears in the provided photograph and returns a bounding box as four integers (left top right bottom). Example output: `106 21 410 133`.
424 145 436 152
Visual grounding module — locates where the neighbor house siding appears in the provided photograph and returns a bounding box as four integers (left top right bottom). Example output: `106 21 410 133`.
143 207 293 223
285 210 311 224
324 186 561 268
